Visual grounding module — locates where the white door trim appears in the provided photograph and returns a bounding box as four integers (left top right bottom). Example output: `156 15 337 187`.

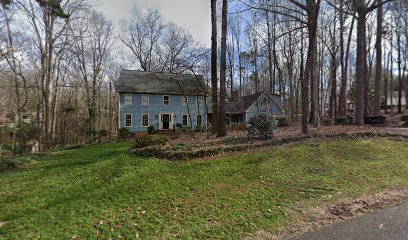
159 112 173 130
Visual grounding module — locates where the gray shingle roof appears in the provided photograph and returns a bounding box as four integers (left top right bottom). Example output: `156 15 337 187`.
241 92 265 110
208 91 282 114
115 70 208 95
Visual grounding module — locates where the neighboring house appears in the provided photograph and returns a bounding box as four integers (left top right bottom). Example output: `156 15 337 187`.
207 91 284 126
116 70 208 132
381 90 406 108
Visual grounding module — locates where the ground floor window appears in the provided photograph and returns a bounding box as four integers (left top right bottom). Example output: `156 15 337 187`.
125 114 132 127
196 114 202 127
142 114 149 127
207 113 212 125
182 114 188 126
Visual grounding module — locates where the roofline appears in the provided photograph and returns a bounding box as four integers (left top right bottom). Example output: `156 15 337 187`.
116 90 207 96
245 91 284 112
120 69 205 78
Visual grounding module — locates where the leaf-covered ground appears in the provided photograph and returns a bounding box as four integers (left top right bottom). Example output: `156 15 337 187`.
1 139 408 239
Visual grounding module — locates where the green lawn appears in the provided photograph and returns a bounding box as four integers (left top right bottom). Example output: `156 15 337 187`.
1 139 408 239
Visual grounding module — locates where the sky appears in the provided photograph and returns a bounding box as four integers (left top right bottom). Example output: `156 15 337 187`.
95 0 212 47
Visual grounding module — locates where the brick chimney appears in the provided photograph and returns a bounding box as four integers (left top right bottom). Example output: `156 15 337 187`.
231 90 240 102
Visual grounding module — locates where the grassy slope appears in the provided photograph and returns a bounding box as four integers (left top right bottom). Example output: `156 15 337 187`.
0 139 408 239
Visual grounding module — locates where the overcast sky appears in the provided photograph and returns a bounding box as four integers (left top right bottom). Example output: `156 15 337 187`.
95 0 212 47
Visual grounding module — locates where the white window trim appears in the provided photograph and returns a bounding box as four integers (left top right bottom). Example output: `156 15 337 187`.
196 114 202 127
125 94 133 106
125 113 132 127
141 114 149 127
182 96 188 106
196 96 203 105
163 95 170 106
142 94 149 105
182 114 189 126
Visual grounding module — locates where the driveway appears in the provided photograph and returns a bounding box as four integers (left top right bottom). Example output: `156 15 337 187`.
294 201 408 240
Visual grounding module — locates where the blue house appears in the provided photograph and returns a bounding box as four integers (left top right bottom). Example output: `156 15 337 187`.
116 70 284 133
116 70 209 132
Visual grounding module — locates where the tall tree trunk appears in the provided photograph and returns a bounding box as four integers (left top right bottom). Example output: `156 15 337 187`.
218 0 228 137
396 22 403 113
354 0 367 125
266 9 274 93
384 50 389 113
338 0 347 117
329 54 338 118
373 0 383 115
308 0 320 127
210 0 218 134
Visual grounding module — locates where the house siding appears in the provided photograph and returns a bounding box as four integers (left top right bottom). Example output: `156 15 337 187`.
245 93 283 121
119 93 207 132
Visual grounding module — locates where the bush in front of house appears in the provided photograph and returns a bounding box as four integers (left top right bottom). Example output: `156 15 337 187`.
401 116 408 125
364 115 386 124
133 134 168 149
147 125 155 134
321 118 335 126
118 127 132 139
247 113 277 140
277 117 289 126
334 117 350 125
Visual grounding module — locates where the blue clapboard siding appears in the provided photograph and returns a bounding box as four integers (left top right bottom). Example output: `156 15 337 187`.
245 93 283 121
119 93 207 132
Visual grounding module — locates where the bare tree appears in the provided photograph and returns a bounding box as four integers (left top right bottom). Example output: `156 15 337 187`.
218 0 228 137
119 7 164 72
210 0 218 134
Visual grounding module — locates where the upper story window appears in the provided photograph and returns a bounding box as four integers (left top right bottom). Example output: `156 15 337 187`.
163 95 170 105
182 96 188 106
196 96 204 105
142 94 149 105
125 114 132 127
262 97 268 109
125 94 132 105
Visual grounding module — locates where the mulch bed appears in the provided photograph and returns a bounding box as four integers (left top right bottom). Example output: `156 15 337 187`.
129 125 408 160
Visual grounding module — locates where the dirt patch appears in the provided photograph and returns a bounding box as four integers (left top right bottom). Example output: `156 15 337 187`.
246 187 408 240
0 221 7 228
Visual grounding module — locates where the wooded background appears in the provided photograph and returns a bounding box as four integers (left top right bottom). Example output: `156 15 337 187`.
0 0 407 152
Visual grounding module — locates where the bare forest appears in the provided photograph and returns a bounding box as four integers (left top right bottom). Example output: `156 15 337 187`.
1 0 407 153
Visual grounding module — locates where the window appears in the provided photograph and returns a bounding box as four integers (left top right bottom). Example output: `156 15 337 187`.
142 94 149 105
125 94 132 105
196 114 202 127
196 96 204 105
226 116 231 126
182 96 188 106
142 114 149 127
125 114 132 127
182 114 188 126
163 95 170 105
262 97 268 110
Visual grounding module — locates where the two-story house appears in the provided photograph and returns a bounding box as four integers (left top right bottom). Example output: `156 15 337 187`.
116 70 284 133
116 70 208 132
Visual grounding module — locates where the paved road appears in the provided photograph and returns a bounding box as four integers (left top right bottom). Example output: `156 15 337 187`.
294 201 408 240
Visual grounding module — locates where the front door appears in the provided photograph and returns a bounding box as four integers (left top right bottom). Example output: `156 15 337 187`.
162 114 170 130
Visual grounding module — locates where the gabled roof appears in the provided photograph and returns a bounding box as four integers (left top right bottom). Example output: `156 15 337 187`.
208 91 282 114
241 92 265 110
115 70 208 95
